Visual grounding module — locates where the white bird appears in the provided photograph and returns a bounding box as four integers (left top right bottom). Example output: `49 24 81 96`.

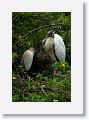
23 48 35 71
43 30 66 62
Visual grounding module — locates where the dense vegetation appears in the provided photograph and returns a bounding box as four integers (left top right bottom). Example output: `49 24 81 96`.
12 12 71 102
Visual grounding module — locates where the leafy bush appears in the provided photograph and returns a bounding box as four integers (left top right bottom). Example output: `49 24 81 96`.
12 12 71 102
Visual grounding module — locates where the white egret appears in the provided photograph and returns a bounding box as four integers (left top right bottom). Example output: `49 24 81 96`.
43 30 66 63
23 48 35 71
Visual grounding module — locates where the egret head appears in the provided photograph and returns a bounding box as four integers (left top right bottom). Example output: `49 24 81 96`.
46 30 55 38
28 47 35 52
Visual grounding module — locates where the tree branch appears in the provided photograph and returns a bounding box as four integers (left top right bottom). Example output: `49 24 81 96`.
22 24 56 38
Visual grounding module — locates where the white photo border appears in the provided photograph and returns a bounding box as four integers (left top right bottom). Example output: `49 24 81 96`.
0 0 83 114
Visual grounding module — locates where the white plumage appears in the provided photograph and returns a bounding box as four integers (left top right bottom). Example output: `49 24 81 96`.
54 34 66 62
23 48 35 71
43 30 66 62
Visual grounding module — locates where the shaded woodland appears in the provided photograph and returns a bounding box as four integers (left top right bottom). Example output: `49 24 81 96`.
12 12 71 102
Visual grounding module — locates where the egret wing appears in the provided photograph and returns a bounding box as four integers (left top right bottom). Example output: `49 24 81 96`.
54 34 66 62
23 50 34 71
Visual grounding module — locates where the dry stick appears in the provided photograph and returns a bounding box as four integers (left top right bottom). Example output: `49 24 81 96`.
26 74 34 82
12 13 20 21
31 87 59 93
60 74 71 77
22 22 70 39
13 21 70 46
40 86 48 96
22 24 55 38
37 81 47 96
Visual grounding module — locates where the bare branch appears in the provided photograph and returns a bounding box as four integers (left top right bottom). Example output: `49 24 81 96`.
12 13 19 21
22 24 56 39
40 86 47 96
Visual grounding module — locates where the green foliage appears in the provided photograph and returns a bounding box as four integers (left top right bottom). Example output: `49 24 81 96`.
12 12 71 102
12 12 71 62
55 61 71 74
12 71 71 102
12 52 18 62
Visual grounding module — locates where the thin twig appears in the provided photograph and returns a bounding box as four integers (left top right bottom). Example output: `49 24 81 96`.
40 86 47 96
22 24 56 38
21 22 70 39
13 23 67 46
13 13 19 21
26 75 34 82
37 81 47 96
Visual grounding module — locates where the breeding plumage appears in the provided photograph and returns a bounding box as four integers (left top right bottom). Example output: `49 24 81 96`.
43 30 66 62
23 48 35 71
